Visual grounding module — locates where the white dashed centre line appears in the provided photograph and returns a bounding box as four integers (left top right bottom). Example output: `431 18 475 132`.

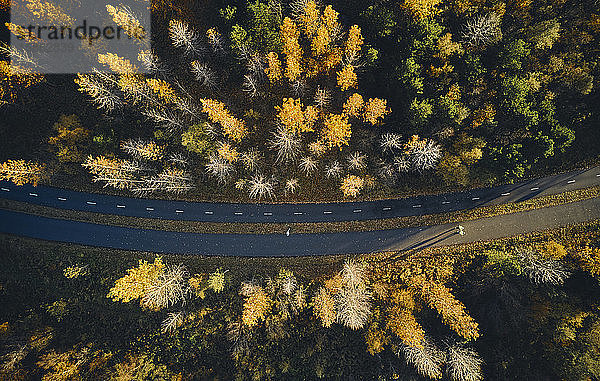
86 201 96 205
472 197 480 201
29 193 38 197
264 212 273 216
146 207 154 211
323 211 333 214
175 210 184 213
412 204 422 208
57 197 67 201
501 192 511 196
234 212 243 215
567 180 576 184
442 201 451 205
530 187 540 191
205 211 214 215
597 174 600 177
382 207 392 211
116 205 126 208
294 212 303 215
353 209 362 213
1 187 9 192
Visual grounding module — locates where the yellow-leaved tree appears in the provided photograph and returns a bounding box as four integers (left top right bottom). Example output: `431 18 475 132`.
0 159 47 186
107 257 165 308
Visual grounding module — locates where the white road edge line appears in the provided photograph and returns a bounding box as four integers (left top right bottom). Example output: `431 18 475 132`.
29 193 38 197
57 197 67 201
1 187 9 192
567 180 576 184
116 205 125 208
86 201 96 205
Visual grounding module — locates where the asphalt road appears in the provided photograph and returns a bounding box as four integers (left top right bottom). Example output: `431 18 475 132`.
1 166 599 223
1 197 599 256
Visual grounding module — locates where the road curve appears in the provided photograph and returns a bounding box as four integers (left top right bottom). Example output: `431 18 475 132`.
1 166 599 223
1 197 599 256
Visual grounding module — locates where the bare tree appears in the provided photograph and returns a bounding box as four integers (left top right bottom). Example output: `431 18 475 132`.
299 156 318 175
461 13 502 48
347 152 367 171
242 74 260 98
335 284 371 330
394 155 411 173
168 152 189 167
325 161 343 179
137 168 195 195
169 20 201 54
270 127 301 162
143 108 188 133
138 50 167 75
191 61 218 88
400 337 446 380
285 178 299 194
241 149 262 172
518 248 571 285
314 86 332 110
143 264 189 310
248 175 276 199
206 154 234 183
161 311 185 334
75 71 122 111
410 140 441 171
446 344 484 381
379 133 403 153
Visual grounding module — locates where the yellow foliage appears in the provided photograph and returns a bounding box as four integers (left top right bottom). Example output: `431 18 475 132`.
280 17 303 81
343 93 364 118
401 0 443 20
63 265 88 279
241 286 272 327
0 159 46 186
363 98 389 125
48 114 90 163
321 113 352 149
345 25 364 59
340 175 364 198
311 24 331 56
337 65 357 91
299 0 320 38
471 103 496 128
5 22 40 43
577 245 600 279
387 306 425 348
409 275 479 340
25 0 75 26
313 287 336 328
107 257 165 308
98 53 138 74
365 320 389 355
0 61 44 104
276 98 318 133
146 78 179 103
217 142 240 163
322 5 339 32
265 52 282 82
201 99 248 142
435 33 463 59
106 4 145 39
0 322 8 334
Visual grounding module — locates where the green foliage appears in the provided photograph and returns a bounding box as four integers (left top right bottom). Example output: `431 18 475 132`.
229 0 282 53
501 74 538 125
483 249 522 278
360 5 397 37
489 143 530 181
499 39 531 71
219 5 237 21
181 123 215 157
398 56 424 94
409 98 433 126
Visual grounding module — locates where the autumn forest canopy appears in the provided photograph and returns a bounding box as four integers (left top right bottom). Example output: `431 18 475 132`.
0 0 598 200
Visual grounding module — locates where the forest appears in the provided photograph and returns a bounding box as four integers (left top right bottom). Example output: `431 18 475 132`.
0 0 598 201
1 222 600 379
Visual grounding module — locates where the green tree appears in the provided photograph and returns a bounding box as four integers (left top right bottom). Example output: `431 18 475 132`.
181 123 216 157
